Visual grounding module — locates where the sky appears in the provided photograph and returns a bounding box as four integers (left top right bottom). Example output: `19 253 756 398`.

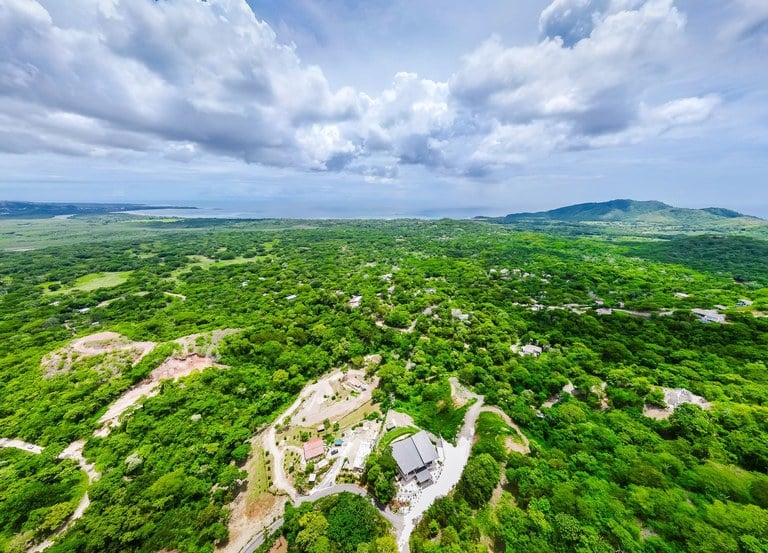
0 0 767 217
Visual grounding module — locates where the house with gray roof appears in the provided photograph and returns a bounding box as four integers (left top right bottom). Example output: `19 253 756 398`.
391 430 439 484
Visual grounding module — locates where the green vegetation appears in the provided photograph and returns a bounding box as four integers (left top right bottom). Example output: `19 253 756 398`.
0 213 767 551
627 234 768 286
362 451 399 505
376 369 468 442
248 446 270 498
378 427 418 451
0 449 86 551
45 271 133 294
473 412 516 462
282 493 393 553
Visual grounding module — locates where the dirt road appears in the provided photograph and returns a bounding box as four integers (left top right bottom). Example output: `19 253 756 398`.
481 405 530 455
0 438 43 454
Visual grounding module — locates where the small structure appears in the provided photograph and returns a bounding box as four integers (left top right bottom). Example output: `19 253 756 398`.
692 309 726 324
520 344 543 357
451 308 470 321
738 299 753 307
353 440 373 471
317 424 325 433
308 473 317 484
343 376 366 392
285 294 297 301
391 431 438 484
303 437 325 461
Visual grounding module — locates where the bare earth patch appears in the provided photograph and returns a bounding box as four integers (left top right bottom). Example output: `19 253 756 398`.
643 388 711 420
173 328 240 358
220 491 285 553
450 378 470 408
289 369 378 428
41 331 155 378
481 406 531 455
269 536 288 553
94 354 220 437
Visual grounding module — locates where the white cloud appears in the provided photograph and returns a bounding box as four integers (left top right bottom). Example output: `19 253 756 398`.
0 0 722 181
719 0 768 45
0 0 360 167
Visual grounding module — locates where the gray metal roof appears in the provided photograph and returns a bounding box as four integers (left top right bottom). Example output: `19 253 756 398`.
391 431 437 476
415 469 432 484
412 431 438 465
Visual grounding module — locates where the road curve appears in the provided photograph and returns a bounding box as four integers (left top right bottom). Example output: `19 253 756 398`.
241 484 402 553
240 379 486 553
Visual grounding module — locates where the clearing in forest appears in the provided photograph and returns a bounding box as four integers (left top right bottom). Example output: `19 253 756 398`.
43 271 132 294
173 328 240 359
95 353 221 436
218 435 286 553
40 331 155 378
643 388 711 420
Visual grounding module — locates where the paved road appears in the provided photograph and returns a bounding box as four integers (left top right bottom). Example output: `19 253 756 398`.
397 385 484 553
241 484 400 553
240 379 486 553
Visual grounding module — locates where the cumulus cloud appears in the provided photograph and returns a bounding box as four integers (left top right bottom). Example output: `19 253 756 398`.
0 0 722 180
0 0 360 167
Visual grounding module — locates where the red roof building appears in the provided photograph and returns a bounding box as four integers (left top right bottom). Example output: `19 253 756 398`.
303 437 325 461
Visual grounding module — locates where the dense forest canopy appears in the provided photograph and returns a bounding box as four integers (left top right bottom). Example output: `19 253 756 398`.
0 214 766 552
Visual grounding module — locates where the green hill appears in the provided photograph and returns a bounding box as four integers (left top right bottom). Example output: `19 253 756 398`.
482 199 767 236
499 199 673 222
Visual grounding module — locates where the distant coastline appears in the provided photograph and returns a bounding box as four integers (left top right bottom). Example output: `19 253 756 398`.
0 201 197 219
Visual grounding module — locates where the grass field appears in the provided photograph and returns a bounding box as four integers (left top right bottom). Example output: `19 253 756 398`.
334 400 378 431
248 444 270 498
168 254 265 281
378 426 417 451
43 271 133 294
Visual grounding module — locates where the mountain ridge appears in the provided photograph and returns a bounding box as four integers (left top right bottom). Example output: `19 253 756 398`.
483 199 763 224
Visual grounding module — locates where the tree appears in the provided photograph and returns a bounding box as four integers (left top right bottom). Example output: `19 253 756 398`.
458 453 500 508
296 512 329 552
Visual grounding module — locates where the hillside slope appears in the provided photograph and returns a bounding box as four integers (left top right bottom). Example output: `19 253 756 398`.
480 199 768 237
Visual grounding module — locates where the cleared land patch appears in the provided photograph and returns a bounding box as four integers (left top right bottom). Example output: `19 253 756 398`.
173 328 240 359
43 271 132 294
41 331 155 378
169 255 264 280
643 387 711 420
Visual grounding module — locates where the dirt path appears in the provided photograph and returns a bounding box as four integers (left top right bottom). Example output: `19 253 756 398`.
95 354 218 437
288 370 378 428
449 377 477 408
19 337 228 550
30 441 102 553
0 438 43 454
0 437 101 553
481 406 530 455
41 331 156 378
